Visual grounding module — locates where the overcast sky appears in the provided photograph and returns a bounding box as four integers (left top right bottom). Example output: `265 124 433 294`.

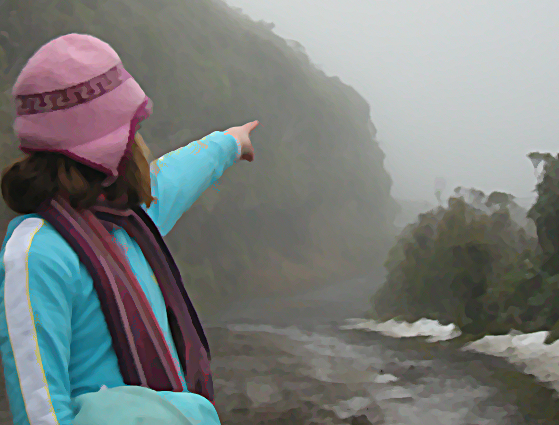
224 0 559 206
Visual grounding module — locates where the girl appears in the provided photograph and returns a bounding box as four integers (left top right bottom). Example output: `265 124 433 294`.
0 33 258 424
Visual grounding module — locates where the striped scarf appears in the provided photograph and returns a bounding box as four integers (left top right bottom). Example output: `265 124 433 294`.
37 195 214 401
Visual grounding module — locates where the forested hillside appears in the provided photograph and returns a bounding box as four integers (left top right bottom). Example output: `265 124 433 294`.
0 0 397 312
371 153 559 343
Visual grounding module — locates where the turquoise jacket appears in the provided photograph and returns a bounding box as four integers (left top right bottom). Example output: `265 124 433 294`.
0 131 240 425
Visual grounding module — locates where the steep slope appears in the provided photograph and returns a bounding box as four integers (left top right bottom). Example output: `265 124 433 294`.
0 0 398 310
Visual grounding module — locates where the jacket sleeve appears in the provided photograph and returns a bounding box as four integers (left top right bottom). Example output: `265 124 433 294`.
0 218 75 425
144 131 241 237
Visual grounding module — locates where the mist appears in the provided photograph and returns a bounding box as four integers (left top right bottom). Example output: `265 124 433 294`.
3 2 559 424
0 0 399 311
225 0 559 207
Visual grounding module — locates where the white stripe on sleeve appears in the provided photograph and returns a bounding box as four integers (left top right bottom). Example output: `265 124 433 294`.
4 218 60 425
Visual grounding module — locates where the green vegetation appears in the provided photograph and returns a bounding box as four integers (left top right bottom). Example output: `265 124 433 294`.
372 151 559 344
0 0 397 312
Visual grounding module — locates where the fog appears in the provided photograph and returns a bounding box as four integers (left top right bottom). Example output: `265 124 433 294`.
225 0 559 207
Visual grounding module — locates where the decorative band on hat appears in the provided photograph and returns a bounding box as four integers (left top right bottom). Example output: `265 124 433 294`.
15 63 132 116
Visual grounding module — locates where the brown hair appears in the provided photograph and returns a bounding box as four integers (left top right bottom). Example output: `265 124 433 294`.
1 133 155 213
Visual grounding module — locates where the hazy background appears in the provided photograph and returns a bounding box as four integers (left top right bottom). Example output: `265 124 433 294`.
2 2 559 424
225 0 559 207
0 0 400 310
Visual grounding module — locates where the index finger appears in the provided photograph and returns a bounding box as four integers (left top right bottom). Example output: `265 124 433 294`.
244 120 260 133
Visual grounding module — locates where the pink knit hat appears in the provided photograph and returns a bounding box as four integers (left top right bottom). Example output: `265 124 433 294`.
12 34 152 184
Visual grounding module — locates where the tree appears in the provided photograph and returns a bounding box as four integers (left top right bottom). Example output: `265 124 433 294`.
528 153 559 275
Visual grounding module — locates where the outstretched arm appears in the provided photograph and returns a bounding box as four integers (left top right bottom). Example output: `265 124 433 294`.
144 131 241 237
